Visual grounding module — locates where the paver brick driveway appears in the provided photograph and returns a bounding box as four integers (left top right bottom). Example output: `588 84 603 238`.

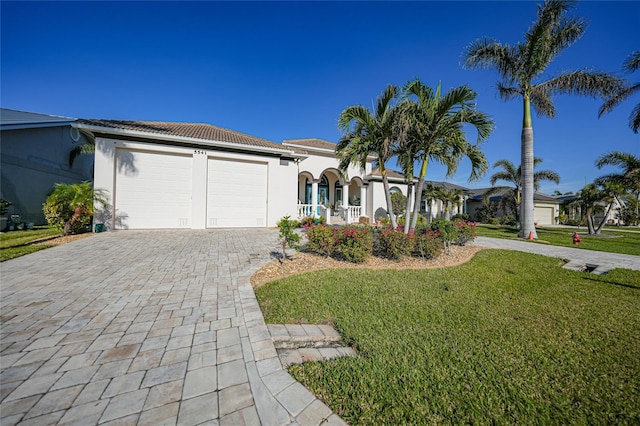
0 230 345 426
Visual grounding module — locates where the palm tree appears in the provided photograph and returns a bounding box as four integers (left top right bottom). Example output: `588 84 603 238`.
463 0 623 239
394 104 420 233
595 151 640 219
599 51 640 133
45 181 107 236
484 158 560 227
400 78 493 232
576 183 603 234
337 85 400 228
424 185 463 221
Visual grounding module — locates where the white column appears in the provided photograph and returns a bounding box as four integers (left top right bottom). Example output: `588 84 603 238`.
341 182 350 222
360 184 367 219
342 183 349 207
311 181 319 218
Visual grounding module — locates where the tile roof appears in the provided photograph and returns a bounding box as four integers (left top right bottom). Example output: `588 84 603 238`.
78 119 286 151
283 138 337 151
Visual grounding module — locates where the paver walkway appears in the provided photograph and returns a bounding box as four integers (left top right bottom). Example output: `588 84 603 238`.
474 236 640 271
0 230 345 426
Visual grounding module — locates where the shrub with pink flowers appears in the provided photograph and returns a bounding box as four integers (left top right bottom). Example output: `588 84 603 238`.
305 224 336 257
376 227 416 260
333 225 373 263
454 219 477 246
305 224 373 263
413 230 444 259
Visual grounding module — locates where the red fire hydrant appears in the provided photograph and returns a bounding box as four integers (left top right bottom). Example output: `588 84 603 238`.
573 232 581 245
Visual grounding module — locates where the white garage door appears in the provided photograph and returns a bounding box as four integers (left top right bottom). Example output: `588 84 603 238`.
534 206 554 225
115 150 192 229
207 158 267 227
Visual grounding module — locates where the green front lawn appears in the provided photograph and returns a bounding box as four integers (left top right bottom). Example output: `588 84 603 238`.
0 228 60 261
256 250 640 424
476 224 640 256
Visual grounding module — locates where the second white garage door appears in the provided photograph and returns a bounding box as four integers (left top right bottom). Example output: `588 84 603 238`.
534 206 554 225
207 158 267 227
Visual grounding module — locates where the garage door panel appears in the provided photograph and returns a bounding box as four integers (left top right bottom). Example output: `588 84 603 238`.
534 206 553 225
115 150 192 229
207 158 267 228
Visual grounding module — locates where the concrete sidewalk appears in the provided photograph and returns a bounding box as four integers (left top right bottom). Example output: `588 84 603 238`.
473 236 640 271
0 230 345 426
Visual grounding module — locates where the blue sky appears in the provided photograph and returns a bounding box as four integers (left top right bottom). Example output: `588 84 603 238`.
2 1 638 194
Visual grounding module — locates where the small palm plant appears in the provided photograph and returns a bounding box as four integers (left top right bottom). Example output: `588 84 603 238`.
44 181 107 235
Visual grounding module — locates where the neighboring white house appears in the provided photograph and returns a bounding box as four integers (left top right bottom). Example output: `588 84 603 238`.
466 188 561 225
0 108 93 225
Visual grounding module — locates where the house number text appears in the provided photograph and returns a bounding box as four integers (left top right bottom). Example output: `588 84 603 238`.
194 150 207 155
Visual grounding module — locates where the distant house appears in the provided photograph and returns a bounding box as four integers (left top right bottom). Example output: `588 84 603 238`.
466 188 561 225
0 108 93 225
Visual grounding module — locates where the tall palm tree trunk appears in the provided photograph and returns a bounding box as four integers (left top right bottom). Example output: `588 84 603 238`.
520 96 537 239
380 167 397 228
409 159 428 231
403 183 413 233
585 207 596 234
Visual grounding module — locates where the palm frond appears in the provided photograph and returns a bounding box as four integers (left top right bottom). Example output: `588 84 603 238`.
529 88 555 118
540 70 625 100
631 102 640 133
497 84 522 102
462 38 519 84
598 82 640 116
623 51 640 73
533 169 561 190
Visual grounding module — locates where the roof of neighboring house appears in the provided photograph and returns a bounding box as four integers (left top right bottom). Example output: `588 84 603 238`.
368 168 408 182
77 119 292 153
424 180 470 192
0 108 75 129
283 138 337 151
467 187 560 203
368 169 473 191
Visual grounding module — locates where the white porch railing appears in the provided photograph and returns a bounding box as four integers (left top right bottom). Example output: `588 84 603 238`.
338 206 362 224
319 205 331 225
297 204 362 224
297 204 314 219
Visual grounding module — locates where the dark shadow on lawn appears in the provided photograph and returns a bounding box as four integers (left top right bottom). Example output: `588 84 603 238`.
582 276 640 290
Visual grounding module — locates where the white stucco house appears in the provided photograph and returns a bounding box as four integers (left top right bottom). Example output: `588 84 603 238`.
82 120 410 230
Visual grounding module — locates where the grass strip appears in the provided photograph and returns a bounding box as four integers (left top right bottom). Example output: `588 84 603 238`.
475 225 640 255
0 228 60 261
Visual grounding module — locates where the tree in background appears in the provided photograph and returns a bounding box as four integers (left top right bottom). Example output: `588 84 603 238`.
595 151 640 224
424 185 464 221
599 51 640 133
463 0 623 239
575 183 621 235
484 158 560 228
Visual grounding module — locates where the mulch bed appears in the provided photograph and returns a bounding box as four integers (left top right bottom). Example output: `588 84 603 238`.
251 245 483 288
